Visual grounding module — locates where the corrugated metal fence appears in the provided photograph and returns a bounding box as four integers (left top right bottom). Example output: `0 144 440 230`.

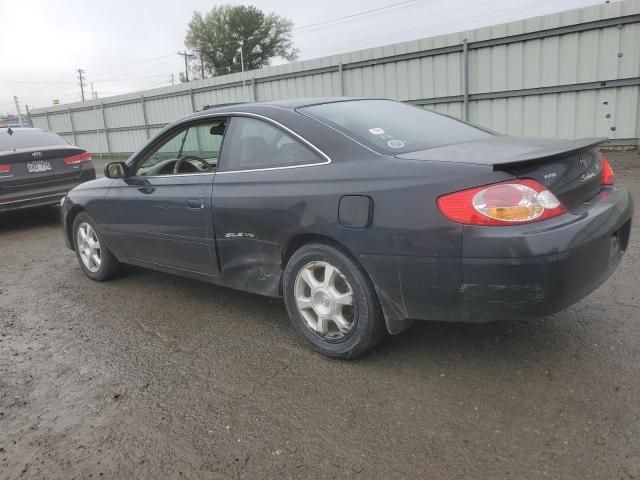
30 0 640 153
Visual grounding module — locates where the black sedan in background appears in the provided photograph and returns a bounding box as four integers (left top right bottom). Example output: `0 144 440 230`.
60 98 632 358
0 127 95 212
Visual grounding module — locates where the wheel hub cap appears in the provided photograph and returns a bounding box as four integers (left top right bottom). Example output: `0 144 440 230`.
312 289 335 317
293 261 356 341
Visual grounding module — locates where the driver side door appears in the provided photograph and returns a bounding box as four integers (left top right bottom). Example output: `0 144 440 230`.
100 119 227 277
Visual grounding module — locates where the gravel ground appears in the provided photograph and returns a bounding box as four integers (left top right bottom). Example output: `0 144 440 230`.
1 151 639 480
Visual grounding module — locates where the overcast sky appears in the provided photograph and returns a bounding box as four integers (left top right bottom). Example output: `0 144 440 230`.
0 0 612 113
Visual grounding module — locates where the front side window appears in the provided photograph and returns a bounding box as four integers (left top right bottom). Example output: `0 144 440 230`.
220 117 322 171
134 120 227 176
298 99 493 155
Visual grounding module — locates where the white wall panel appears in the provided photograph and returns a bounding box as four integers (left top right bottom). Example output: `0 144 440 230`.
104 103 143 128
109 129 148 153
48 113 71 132
29 0 640 152
145 95 193 124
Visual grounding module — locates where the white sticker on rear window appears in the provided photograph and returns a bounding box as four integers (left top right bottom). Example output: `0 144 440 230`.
368 128 385 135
387 139 405 149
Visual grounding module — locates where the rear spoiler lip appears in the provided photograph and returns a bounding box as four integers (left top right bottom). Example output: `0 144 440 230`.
394 136 608 167
490 137 607 167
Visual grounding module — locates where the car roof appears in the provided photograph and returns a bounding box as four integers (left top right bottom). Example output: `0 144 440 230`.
2 127 46 133
191 96 373 117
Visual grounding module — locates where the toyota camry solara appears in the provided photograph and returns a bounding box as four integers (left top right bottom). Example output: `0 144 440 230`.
61 98 633 358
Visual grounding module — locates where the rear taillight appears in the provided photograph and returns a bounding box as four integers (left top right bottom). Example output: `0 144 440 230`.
64 151 92 165
437 179 566 226
0 164 12 173
599 152 615 186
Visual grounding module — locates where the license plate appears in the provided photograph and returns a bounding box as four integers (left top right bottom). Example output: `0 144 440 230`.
27 160 52 173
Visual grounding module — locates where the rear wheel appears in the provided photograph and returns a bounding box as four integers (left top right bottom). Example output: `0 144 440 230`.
283 243 386 359
72 212 121 281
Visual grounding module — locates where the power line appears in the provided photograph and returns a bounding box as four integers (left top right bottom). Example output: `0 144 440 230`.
295 0 502 48
0 79 76 85
293 0 428 31
88 56 179 81
92 73 172 84
87 53 176 73
298 0 557 58
294 0 457 45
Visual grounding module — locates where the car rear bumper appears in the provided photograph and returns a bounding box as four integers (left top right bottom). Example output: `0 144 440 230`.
0 191 67 212
0 170 95 213
361 185 633 330
459 216 630 322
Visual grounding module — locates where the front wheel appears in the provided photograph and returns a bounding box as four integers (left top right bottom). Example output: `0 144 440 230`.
72 212 122 281
283 243 386 359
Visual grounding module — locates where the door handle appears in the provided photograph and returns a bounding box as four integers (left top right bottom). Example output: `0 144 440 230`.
187 198 205 210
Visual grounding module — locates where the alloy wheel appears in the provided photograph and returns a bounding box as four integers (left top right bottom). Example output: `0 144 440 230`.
77 222 101 273
293 261 356 341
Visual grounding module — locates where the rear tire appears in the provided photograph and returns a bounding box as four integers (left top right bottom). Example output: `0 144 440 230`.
283 242 386 359
72 212 121 281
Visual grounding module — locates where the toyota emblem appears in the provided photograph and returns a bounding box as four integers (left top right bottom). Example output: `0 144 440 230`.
578 155 588 169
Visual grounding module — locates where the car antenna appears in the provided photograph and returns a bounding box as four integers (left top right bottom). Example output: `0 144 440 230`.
7 127 13 135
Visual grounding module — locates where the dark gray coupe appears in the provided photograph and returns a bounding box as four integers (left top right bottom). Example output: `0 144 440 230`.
61 98 633 358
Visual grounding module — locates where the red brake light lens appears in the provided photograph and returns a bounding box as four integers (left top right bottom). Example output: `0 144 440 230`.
437 179 567 226
0 164 12 173
64 151 92 165
599 152 615 185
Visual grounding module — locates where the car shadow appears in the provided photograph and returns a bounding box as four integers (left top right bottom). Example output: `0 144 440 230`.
119 264 582 367
365 309 591 371
0 205 61 234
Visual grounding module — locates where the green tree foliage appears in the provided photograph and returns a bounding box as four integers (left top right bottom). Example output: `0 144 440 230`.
185 5 299 78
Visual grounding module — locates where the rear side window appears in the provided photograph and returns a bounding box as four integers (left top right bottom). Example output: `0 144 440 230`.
0 130 68 151
298 99 492 155
220 117 322 171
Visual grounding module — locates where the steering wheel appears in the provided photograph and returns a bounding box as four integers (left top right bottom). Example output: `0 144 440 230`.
173 155 211 174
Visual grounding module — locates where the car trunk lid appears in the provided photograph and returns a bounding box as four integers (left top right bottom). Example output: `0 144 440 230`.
395 136 606 209
0 145 87 193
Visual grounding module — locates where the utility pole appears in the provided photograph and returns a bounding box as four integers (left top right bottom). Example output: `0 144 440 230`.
90 82 97 100
238 41 245 73
24 105 32 127
77 68 86 102
170 73 176 86
13 96 24 126
177 51 195 82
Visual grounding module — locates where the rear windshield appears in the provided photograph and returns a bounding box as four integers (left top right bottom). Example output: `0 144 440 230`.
298 99 492 155
0 129 68 151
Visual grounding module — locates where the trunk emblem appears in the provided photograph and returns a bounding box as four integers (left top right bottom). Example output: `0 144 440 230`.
32 151 42 158
578 155 588 169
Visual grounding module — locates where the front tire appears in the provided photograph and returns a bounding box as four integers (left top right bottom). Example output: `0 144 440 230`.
283 242 386 359
72 212 121 281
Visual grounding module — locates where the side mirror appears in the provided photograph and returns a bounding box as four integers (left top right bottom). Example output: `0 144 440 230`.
104 161 127 179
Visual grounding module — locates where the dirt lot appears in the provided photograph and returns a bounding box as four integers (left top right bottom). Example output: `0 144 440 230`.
1 152 639 480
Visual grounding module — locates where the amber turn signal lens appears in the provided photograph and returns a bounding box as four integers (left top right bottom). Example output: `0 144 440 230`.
437 179 566 226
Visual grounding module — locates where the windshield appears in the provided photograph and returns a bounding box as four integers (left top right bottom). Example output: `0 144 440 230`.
298 100 493 155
